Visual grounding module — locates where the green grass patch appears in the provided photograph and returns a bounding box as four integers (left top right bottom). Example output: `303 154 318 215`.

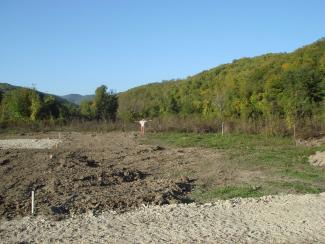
148 132 325 178
266 181 324 194
191 181 324 202
146 132 325 200
192 185 265 202
148 133 294 149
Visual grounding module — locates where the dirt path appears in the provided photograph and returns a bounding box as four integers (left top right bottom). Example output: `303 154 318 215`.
1 193 324 243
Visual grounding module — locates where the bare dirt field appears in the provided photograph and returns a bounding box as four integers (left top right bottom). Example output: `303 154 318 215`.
0 132 324 243
0 131 227 219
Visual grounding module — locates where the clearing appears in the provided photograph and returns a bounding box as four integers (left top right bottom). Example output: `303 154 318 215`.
0 131 324 243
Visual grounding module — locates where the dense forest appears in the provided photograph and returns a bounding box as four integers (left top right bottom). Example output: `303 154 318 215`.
118 39 325 135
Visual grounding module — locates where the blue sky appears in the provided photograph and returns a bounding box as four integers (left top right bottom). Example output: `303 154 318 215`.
0 0 324 95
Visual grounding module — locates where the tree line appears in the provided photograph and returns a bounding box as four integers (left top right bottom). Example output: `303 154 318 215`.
0 85 118 124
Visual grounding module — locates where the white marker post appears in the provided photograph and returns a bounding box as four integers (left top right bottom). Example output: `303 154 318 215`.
221 122 224 135
31 191 35 215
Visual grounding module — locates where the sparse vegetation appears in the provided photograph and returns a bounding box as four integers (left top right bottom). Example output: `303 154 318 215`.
146 132 325 202
192 185 265 201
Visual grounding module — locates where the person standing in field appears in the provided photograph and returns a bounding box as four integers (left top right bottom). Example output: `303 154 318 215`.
138 119 148 135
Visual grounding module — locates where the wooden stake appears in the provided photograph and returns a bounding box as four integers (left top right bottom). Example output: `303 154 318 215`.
31 191 35 215
293 124 297 146
221 122 224 135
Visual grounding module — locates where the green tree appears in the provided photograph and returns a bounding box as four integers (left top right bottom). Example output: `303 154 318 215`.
80 100 94 119
279 68 324 138
30 91 41 121
168 96 180 114
0 88 41 121
93 85 118 121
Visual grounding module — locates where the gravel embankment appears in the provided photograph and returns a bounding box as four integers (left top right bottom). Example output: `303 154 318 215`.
0 139 61 149
1 193 325 243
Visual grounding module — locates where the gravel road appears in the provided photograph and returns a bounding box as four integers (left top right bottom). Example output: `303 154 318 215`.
1 193 324 243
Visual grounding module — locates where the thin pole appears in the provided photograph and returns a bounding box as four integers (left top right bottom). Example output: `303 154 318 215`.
293 123 297 146
31 191 35 215
221 122 224 135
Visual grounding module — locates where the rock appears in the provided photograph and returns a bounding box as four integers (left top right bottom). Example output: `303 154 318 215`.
86 160 99 167
51 204 70 215
152 145 165 151
0 159 10 166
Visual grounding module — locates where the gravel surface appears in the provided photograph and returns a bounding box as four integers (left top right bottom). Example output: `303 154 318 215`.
1 193 325 243
309 151 325 167
0 139 61 149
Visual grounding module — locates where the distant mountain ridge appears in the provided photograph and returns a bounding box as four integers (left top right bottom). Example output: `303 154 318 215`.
0 82 76 107
61 94 94 105
0 83 94 106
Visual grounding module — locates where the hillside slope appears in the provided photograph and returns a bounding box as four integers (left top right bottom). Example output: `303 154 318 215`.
0 83 78 121
0 83 20 92
0 83 75 106
61 94 94 105
118 39 325 133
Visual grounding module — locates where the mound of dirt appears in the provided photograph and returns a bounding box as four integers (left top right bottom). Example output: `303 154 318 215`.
309 151 325 167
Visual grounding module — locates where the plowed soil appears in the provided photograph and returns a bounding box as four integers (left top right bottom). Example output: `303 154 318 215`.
0 132 226 219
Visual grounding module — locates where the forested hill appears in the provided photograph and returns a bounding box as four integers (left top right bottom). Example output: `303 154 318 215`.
0 82 119 124
0 83 78 121
0 83 74 105
118 39 325 133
